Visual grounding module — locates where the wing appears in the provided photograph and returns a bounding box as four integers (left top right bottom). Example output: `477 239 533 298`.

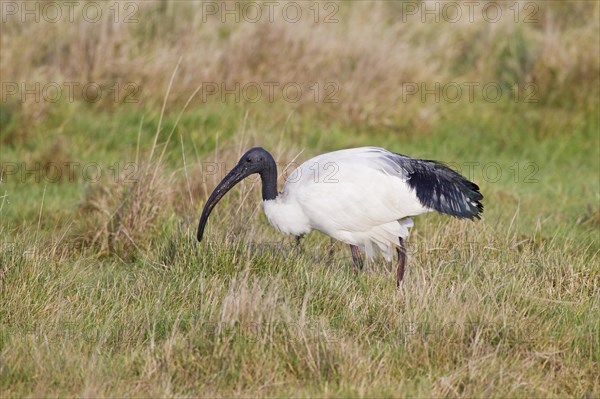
282 148 429 235
374 149 484 219
283 147 483 227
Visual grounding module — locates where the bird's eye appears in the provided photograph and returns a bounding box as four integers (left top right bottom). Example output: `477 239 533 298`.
246 157 252 162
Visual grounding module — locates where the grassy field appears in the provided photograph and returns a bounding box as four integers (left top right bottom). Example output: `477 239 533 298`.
1 1 599 397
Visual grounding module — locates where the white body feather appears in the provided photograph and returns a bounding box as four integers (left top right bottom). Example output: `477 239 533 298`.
263 147 431 260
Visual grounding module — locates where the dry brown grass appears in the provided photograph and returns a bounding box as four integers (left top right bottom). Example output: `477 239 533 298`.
76 162 175 257
2 1 598 129
2 214 597 397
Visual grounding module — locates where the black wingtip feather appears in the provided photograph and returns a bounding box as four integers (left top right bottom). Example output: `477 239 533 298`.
394 155 484 219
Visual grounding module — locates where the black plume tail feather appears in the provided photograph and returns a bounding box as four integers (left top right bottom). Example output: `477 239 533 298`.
401 157 484 219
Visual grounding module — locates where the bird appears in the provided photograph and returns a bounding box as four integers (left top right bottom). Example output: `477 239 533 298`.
197 146 483 287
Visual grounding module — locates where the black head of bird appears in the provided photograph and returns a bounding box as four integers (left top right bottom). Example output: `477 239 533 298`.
197 147 277 242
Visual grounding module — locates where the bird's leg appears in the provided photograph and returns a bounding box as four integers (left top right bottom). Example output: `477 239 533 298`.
396 237 407 287
327 237 336 260
294 234 304 255
350 245 363 272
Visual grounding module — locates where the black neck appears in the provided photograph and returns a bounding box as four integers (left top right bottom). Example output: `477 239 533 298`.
260 160 278 201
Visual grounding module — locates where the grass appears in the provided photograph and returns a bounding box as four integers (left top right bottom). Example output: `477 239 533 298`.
1 1 599 397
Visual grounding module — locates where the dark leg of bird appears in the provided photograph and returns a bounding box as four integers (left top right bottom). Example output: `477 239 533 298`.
295 234 303 248
293 234 304 256
396 238 406 287
350 245 363 272
327 238 336 259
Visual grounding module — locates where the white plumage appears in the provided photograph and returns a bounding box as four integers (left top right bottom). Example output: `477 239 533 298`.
263 147 429 260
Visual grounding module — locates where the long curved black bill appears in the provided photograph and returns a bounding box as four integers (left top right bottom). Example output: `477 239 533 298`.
197 164 249 241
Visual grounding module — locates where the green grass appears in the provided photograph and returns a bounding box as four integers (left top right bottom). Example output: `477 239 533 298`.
1 95 598 397
1 219 598 397
1 1 599 397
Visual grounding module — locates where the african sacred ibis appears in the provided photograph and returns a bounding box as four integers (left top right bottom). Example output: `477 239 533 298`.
197 147 483 287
